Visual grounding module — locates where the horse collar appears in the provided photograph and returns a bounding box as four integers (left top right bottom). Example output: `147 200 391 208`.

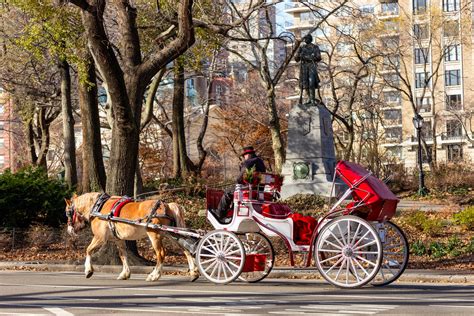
91 193 111 217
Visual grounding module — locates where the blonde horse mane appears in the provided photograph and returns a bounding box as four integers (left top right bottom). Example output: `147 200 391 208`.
73 192 102 220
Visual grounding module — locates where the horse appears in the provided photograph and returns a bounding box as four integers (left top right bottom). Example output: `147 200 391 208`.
65 192 199 282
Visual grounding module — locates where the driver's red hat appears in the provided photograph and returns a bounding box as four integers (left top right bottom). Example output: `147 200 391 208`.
241 146 256 156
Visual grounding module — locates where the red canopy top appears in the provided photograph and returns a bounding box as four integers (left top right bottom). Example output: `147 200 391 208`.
335 161 399 221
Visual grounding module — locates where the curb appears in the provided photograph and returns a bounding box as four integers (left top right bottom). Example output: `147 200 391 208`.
1 262 472 284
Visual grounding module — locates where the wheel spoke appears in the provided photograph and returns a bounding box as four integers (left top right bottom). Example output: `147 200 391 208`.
318 248 342 253
319 253 343 264
326 255 345 274
353 238 377 251
351 222 362 245
201 245 217 255
334 257 346 281
336 222 348 246
328 230 346 248
349 258 362 282
355 255 377 267
200 257 217 265
352 230 371 248
205 260 218 272
321 239 343 250
345 258 350 284
347 220 351 245
353 255 370 276
226 255 244 260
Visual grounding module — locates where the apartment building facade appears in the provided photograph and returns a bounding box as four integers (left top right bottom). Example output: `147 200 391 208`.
0 88 17 172
286 0 474 168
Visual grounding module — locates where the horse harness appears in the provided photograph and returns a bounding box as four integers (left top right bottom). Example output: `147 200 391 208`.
89 194 176 239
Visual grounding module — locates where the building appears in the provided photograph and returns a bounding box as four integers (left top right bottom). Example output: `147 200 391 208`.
0 87 18 172
285 0 474 168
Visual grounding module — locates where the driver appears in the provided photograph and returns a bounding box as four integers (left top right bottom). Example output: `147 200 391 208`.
215 146 266 222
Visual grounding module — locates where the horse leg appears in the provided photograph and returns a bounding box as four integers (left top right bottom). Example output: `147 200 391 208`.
84 236 105 278
114 240 131 280
183 247 199 282
146 231 165 282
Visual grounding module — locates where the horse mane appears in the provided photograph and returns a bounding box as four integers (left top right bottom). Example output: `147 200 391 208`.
74 192 102 220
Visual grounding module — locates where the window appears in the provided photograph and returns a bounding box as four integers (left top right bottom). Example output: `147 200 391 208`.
384 91 401 103
444 44 461 61
383 54 400 69
421 120 433 139
0 104 4 114
413 0 427 15
414 24 429 40
416 97 432 112
0 155 4 169
444 20 459 37
336 42 352 53
300 12 317 22
381 2 399 15
446 119 463 137
383 20 398 32
447 144 463 161
381 36 399 50
383 73 399 86
418 146 432 163
0 122 4 131
385 127 402 141
384 109 402 123
446 94 462 110
0 138 4 148
414 48 429 64
336 25 353 36
387 147 402 159
337 6 352 17
415 72 430 88
360 5 374 14
445 69 461 86
443 0 459 12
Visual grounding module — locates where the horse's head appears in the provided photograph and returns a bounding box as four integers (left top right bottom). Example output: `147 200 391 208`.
65 193 87 236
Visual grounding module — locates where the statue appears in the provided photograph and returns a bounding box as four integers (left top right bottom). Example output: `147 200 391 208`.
295 34 321 105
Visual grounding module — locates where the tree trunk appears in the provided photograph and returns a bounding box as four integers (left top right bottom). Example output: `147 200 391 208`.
172 63 191 178
78 54 106 193
59 59 78 187
266 88 285 173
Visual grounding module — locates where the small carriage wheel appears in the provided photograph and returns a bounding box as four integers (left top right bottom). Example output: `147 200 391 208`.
195 230 246 284
238 232 275 283
371 221 409 286
314 215 382 288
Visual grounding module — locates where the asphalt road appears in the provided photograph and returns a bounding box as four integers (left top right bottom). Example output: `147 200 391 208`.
0 270 472 316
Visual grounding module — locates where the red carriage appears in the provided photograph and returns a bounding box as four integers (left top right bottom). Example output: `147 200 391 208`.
197 160 409 288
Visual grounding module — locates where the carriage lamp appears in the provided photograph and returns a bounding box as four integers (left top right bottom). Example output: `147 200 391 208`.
293 162 310 180
413 114 428 196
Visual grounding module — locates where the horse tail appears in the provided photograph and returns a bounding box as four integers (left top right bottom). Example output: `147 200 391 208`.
167 203 186 228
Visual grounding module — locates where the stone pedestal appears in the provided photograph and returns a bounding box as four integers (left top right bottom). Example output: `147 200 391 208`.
281 103 337 199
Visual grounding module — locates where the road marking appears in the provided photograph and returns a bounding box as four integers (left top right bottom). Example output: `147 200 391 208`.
42 308 74 316
0 282 260 295
430 305 474 309
0 314 48 316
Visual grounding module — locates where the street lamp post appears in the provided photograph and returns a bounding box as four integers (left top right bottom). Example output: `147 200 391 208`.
413 114 428 196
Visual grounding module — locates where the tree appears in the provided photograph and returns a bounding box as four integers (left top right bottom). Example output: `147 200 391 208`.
68 0 195 196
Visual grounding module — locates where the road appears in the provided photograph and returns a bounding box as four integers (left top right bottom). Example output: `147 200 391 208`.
0 270 472 315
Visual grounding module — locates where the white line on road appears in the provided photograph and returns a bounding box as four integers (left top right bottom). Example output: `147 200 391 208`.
42 307 74 316
430 305 474 309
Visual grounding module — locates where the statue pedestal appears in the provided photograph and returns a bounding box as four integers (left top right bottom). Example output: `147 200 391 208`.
281 103 340 199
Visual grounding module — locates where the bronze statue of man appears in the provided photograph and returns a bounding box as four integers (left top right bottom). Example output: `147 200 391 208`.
295 34 321 104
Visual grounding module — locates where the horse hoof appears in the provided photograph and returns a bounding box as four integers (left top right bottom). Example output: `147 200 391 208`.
190 274 199 282
85 271 93 278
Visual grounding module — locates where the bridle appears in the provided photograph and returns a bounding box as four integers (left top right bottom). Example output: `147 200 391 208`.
66 202 84 236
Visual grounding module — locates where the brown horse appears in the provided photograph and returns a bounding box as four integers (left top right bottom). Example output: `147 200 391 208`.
65 192 199 282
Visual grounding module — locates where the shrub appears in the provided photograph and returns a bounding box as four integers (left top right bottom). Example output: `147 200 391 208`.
428 242 447 258
453 206 474 231
403 211 444 236
0 167 72 228
426 162 474 195
411 240 426 256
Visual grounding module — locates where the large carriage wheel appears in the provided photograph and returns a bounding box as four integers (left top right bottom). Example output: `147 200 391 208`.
314 215 382 288
238 232 275 283
195 230 245 284
372 221 409 286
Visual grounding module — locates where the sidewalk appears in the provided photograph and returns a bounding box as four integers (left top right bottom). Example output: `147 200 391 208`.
397 199 451 211
0 261 472 284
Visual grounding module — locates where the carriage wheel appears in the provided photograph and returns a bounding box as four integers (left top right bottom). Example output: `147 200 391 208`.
195 230 245 284
314 215 382 288
238 232 275 283
372 221 409 286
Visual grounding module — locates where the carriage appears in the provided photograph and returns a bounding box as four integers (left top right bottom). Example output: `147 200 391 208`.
196 160 409 288
76 160 408 288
